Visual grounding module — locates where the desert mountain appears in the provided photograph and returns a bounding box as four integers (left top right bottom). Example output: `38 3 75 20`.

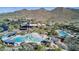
0 7 79 23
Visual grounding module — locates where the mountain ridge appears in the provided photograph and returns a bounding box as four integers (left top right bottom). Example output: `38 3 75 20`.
0 7 79 23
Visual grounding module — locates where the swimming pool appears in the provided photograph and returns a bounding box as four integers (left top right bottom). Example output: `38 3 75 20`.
12 35 26 42
56 30 69 38
2 33 44 43
24 33 44 43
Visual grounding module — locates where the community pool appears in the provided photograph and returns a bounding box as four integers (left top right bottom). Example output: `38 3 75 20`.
24 34 44 43
2 33 44 43
56 30 69 38
12 35 26 42
59 31 68 37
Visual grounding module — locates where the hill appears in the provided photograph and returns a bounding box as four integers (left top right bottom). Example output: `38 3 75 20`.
0 7 79 23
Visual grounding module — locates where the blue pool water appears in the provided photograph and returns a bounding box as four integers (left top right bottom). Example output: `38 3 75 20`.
59 31 68 37
56 30 69 38
12 35 26 42
2 33 44 43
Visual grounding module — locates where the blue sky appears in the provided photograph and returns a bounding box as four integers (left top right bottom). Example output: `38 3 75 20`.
0 7 79 13
0 7 55 13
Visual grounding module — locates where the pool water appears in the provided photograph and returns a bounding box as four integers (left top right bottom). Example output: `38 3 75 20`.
56 30 69 38
12 35 26 42
2 33 44 43
59 31 68 37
